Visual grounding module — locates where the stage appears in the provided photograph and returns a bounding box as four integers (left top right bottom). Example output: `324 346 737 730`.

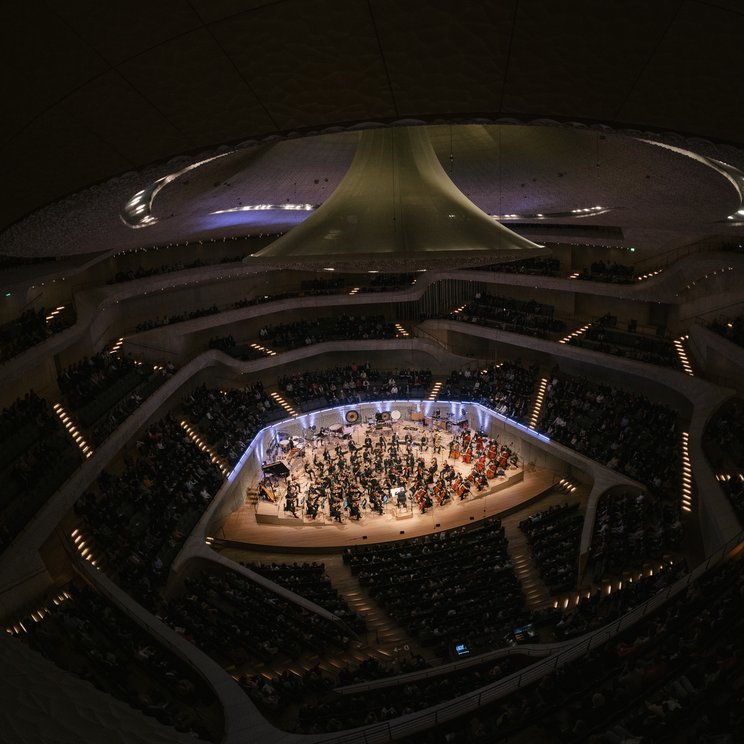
218 466 559 550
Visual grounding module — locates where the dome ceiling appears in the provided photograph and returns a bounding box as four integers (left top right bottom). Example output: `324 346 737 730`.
4 0 744 236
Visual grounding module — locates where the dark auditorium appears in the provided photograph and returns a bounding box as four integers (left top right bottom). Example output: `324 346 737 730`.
2 3 744 743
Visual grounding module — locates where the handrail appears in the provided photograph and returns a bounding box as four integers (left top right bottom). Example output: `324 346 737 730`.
335 643 559 695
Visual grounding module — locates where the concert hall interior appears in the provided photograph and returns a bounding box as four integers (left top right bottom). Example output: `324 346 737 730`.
3 3 744 743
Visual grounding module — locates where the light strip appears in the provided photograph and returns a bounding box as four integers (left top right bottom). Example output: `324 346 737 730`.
529 377 549 429
680 430 693 513
211 203 315 215
558 322 592 344
45 305 67 323
179 420 229 476
70 529 99 568
637 268 663 282
249 342 277 357
53 403 93 458
673 336 695 376
269 391 298 417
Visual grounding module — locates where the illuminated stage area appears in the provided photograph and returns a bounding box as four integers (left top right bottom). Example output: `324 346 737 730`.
218 401 561 549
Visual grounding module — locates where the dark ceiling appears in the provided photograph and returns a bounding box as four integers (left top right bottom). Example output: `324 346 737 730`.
4 0 744 233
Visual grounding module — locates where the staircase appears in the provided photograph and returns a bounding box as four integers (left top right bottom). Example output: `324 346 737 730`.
501 518 553 611
321 555 440 664
426 377 446 401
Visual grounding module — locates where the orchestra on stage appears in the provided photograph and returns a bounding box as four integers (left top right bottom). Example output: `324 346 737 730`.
257 418 520 524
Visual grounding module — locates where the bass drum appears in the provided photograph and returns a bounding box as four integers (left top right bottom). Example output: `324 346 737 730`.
391 410 402 421
345 409 360 424
380 411 392 422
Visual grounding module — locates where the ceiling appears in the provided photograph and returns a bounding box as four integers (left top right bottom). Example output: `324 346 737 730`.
4 0 744 241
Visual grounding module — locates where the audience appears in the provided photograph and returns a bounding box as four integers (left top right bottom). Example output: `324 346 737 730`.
538 367 680 500
181 384 279 466
20 585 221 741
0 305 76 363
401 550 744 744
449 292 566 340
74 415 224 607
163 567 348 668
520 503 582 594
590 490 683 581
135 304 221 332
58 352 174 444
5 345 734 741
294 654 528 734
439 361 538 423
110 254 245 284
569 314 680 369
479 257 561 277
243 561 366 632
346 517 527 657
279 364 431 409
257 315 399 350
0 392 82 553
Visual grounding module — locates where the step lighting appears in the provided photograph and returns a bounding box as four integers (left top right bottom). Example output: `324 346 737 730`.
394 323 410 338
673 336 694 376
637 268 663 281
180 420 229 476
70 528 99 568
680 431 693 513
53 403 93 458
45 305 67 323
529 377 549 429
427 382 443 401
249 342 277 357
269 391 299 417
348 287 360 295
557 477 577 493
451 304 467 315
109 337 125 354
558 323 592 344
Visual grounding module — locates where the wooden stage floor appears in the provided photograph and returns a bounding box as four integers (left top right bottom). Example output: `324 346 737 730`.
218 466 560 550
